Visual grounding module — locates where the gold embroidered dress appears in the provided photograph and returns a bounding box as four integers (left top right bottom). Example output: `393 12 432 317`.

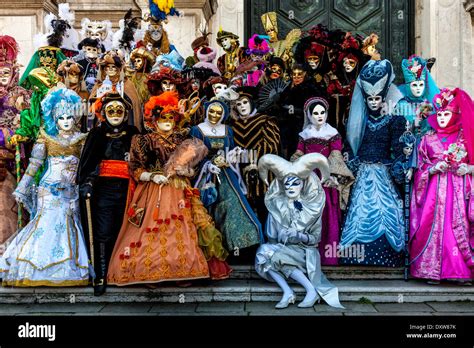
0 130 91 286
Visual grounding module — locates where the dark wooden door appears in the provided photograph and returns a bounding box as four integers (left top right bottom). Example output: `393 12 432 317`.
244 0 414 82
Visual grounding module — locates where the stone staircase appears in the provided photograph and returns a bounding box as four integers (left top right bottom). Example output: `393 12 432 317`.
1 266 472 304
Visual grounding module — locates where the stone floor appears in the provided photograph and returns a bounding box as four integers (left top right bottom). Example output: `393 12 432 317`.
0 300 473 316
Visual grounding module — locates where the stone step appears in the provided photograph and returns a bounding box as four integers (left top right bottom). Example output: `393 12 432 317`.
1 279 472 304
229 265 405 280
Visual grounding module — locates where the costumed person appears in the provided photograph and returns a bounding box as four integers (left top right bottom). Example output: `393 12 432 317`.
112 9 142 61
270 63 324 159
185 29 211 67
216 28 248 80
80 17 114 52
294 25 331 94
147 66 182 97
56 60 89 132
233 34 270 87
193 46 220 76
339 59 406 267
230 86 280 222
203 76 229 101
255 153 344 309
331 33 369 138
136 0 180 57
0 88 92 286
409 88 474 284
291 97 354 265
90 50 142 131
18 45 65 89
190 100 263 257
361 33 381 61
260 11 301 69
257 55 285 87
11 67 60 146
74 38 103 93
129 47 156 104
107 91 231 285
0 35 25 251
77 92 139 295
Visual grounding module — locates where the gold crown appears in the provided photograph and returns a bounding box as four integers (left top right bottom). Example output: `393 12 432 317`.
261 12 278 32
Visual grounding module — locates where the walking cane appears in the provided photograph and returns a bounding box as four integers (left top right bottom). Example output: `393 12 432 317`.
85 193 95 276
15 144 22 229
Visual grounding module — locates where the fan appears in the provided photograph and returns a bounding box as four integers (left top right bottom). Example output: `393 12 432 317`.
258 78 289 112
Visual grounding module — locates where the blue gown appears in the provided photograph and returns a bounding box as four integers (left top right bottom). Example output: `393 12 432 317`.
190 126 263 251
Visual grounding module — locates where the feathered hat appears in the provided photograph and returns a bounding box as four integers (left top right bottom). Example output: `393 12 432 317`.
148 0 180 23
41 87 82 136
144 90 181 122
147 67 182 95
246 34 271 56
191 29 211 51
0 35 19 65
114 9 142 52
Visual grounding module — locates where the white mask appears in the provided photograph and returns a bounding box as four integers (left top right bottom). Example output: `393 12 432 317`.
57 114 75 132
410 80 425 98
366 95 383 111
310 104 327 128
221 38 232 51
343 58 357 73
284 176 303 199
157 120 174 133
105 101 126 127
437 110 453 129
161 80 176 92
236 96 252 117
213 83 226 95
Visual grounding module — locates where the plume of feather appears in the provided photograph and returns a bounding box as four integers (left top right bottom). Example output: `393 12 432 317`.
58 3 75 24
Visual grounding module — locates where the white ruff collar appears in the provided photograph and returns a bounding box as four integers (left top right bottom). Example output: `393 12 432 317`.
299 123 339 141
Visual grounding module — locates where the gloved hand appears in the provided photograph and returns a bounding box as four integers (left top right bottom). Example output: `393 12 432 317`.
456 163 474 176
227 147 242 164
323 176 339 188
139 172 153 182
429 161 448 175
286 230 309 244
152 174 168 185
9 134 29 146
208 163 221 175
79 182 93 199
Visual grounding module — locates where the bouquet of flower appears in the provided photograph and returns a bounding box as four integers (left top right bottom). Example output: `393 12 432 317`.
443 142 467 169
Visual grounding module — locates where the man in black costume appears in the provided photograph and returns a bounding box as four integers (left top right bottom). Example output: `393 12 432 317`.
77 92 139 295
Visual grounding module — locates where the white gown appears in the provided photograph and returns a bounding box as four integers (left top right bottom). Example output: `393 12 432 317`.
0 130 93 287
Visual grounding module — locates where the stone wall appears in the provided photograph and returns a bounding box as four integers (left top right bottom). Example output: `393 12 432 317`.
415 0 474 94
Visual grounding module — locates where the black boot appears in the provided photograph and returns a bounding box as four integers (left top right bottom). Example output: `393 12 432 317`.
94 242 107 296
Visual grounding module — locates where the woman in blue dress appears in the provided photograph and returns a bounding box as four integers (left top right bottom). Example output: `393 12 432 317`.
190 100 263 253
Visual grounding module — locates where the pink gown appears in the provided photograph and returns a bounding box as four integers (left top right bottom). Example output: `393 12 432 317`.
410 130 474 281
296 134 342 265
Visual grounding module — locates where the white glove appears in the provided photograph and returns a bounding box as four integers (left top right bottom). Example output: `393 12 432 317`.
406 168 413 181
227 147 242 164
140 172 153 182
286 230 309 244
208 163 221 175
323 176 339 188
456 163 474 176
430 161 448 175
152 174 169 185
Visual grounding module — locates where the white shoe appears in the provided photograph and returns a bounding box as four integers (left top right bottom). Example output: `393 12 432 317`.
298 291 318 308
275 293 296 309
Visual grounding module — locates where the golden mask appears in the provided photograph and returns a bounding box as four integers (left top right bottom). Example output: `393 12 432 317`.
207 104 224 125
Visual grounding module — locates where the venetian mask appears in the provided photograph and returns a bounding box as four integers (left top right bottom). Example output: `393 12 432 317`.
343 57 357 73
437 110 453 129
221 37 233 51
86 22 108 41
148 24 163 42
191 79 200 91
212 83 226 96
306 56 320 70
410 80 426 98
57 114 75 132
292 68 305 86
105 100 126 126
39 49 57 70
236 96 252 117
84 45 99 59
0 66 12 87
265 28 278 43
270 64 282 80
133 57 144 71
67 71 80 85
161 79 176 92
156 113 175 133
366 95 383 111
284 176 303 199
310 104 327 128
207 104 224 125
105 64 119 78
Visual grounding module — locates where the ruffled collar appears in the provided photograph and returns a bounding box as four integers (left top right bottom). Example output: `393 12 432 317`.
299 123 338 141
